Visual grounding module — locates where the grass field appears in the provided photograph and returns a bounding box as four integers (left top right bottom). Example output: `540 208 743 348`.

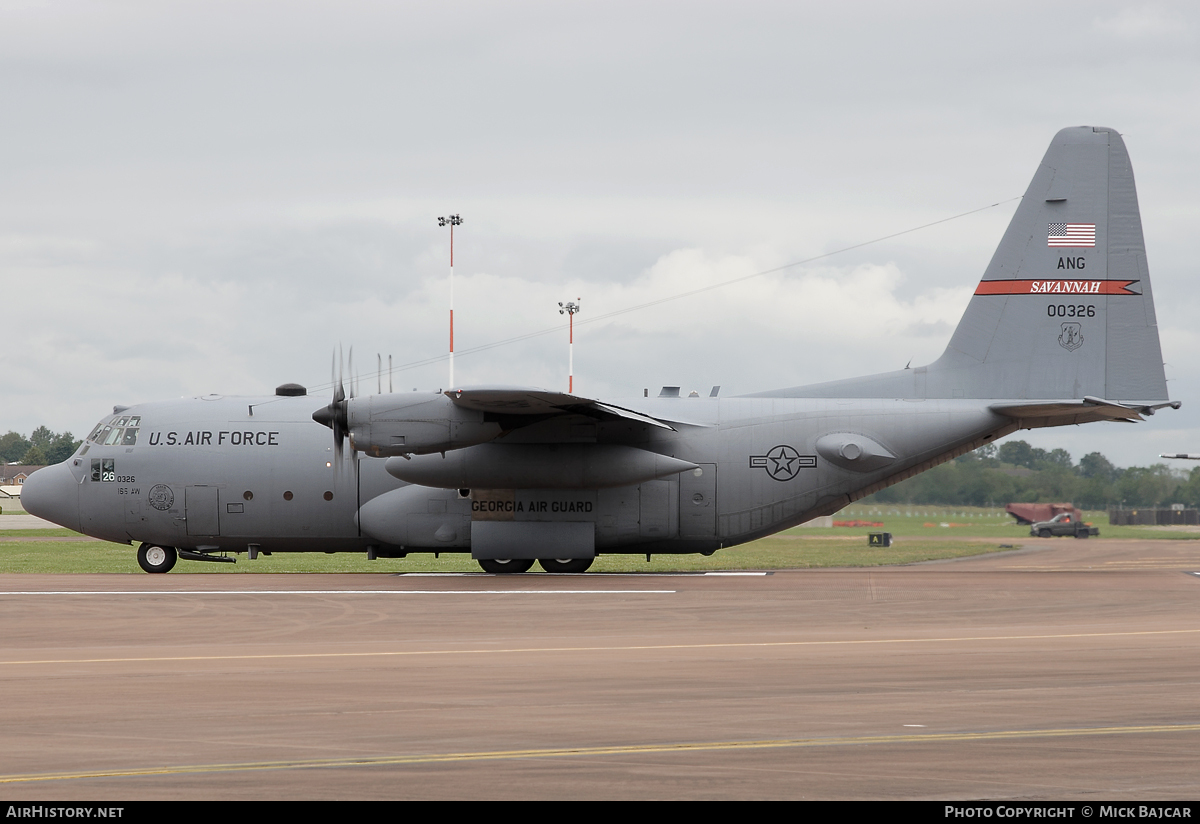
0 505 1191 574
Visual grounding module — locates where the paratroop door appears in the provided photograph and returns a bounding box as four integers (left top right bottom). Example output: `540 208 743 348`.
185 485 220 536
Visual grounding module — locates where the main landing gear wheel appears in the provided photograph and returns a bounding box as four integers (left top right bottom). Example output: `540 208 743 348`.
537 558 594 573
137 543 178 574
477 558 535 574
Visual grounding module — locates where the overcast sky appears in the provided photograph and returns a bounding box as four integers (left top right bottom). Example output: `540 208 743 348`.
3 1 1198 467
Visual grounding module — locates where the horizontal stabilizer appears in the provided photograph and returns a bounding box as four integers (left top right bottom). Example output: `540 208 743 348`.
990 397 1179 426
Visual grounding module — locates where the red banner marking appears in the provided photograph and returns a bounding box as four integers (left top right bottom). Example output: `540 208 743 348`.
974 280 1139 296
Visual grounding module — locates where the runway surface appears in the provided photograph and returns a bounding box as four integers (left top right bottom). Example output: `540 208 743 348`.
2 539 1199 799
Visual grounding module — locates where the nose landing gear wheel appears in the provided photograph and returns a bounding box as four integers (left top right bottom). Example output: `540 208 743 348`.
477 558 535 574
137 543 178 574
537 558 594 573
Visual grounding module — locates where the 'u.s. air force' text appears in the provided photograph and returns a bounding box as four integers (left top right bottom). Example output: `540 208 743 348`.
147 431 280 446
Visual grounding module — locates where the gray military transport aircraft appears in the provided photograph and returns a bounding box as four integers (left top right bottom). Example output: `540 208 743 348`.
23 126 1178 573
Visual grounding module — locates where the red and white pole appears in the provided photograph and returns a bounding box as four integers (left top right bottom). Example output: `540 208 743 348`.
558 299 581 395
438 214 462 388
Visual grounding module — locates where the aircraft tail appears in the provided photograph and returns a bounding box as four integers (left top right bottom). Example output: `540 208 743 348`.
770 126 1171 406
932 125 1167 402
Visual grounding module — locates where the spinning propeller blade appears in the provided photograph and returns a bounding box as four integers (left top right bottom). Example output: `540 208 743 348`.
312 346 350 467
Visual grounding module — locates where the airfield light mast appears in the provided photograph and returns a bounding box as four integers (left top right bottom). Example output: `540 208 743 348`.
438 214 463 387
559 299 581 394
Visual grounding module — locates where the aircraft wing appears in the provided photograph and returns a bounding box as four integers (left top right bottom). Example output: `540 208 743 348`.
444 386 684 430
990 397 1180 426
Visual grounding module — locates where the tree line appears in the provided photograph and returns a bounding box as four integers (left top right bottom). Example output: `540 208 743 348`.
864 440 1200 510
1 428 81 466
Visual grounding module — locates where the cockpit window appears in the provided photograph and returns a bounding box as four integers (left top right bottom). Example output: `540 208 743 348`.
87 415 141 447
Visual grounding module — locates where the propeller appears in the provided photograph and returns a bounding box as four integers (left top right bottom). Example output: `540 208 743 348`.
312 346 352 464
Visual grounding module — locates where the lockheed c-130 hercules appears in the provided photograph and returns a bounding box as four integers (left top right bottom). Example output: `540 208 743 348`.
23 126 1178 573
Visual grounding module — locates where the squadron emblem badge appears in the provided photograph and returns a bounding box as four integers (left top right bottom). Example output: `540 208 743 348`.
1058 322 1084 351
148 484 174 511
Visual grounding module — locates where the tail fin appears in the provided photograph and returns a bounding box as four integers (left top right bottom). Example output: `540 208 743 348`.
934 125 1167 402
772 126 1170 404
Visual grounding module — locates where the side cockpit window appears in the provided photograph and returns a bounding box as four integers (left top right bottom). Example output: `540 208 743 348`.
90 458 115 483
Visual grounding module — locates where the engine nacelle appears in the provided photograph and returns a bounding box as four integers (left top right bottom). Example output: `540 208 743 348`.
346 391 502 457
384 443 699 489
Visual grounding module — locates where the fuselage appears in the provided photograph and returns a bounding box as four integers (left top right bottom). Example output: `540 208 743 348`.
26 390 1013 557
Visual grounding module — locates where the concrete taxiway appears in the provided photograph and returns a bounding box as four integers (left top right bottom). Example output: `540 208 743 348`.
1 539 1199 799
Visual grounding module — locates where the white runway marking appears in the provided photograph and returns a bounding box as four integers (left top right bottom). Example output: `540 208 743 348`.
0 589 676 596
398 572 769 578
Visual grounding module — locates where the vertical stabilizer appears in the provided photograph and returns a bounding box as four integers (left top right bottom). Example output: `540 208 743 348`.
930 126 1167 401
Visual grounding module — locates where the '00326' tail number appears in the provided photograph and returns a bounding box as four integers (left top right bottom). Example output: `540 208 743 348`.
1048 304 1096 318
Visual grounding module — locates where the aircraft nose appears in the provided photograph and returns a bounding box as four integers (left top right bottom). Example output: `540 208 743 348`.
21 463 82 533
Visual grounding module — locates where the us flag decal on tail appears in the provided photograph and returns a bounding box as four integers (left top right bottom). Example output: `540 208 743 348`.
1048 223 1096 247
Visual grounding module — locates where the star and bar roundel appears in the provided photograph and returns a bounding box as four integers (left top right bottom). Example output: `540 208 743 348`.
749 445 817 482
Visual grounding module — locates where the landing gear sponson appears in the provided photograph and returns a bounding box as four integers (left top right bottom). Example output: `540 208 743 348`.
475 558 594 573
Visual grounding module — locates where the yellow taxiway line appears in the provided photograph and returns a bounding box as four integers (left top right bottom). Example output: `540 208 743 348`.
4 723 1200 784
2 627 1198 668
